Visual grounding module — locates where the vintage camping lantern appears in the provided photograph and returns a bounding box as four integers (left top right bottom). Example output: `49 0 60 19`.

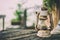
35 7 53 37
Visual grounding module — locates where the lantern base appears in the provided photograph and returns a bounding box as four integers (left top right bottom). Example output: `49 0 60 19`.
37 30 51 37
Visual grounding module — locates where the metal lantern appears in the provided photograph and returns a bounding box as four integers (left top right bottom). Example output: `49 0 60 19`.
35 7 52 37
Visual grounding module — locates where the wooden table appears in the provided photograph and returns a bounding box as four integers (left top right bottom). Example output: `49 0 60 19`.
0 15 6 31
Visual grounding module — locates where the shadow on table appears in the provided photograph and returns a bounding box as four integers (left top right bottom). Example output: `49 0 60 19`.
15 34 60 40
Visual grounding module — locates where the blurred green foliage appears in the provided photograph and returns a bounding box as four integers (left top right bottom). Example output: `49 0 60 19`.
14 10 22 21
11 19 19 22
43 0 56 11
12 4 23 22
